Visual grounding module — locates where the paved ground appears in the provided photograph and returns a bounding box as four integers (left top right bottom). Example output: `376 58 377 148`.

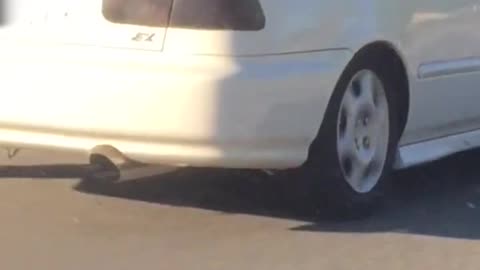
1 149 480 269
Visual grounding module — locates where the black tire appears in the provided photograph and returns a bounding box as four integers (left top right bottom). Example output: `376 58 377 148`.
302 52 401 219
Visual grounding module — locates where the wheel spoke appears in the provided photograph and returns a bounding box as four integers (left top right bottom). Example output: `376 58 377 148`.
349 156 368 189
342 85 360 116
359 72 377 109
338 132 356 159
363 159 382 186
370 96 389 150
338 95 357 159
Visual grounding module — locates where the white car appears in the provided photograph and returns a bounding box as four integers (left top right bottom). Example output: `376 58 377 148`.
1 1 479 216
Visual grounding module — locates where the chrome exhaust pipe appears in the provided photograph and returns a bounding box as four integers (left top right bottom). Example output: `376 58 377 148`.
88 145 177 182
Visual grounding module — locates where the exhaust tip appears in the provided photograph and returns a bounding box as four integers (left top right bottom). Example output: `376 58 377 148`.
87 153 122 182
87 145 177 182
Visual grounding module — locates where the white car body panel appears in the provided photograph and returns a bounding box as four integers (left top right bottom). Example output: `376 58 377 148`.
3 0 168 50
1 0 480 169
0 41 350 168
395 129 480 169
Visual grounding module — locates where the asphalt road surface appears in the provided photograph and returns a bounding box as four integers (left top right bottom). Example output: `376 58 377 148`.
1 148 480 270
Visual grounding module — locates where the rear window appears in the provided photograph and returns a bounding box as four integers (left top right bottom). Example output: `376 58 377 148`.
102 0 173 27
170 0 265 30
102 0 266 31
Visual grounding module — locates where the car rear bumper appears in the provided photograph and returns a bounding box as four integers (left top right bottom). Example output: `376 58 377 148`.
0 43 351 169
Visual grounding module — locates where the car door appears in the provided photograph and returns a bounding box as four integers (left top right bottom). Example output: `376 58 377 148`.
400 0 480 144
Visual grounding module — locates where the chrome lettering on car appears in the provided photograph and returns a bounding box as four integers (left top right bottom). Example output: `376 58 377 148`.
131 32 155 42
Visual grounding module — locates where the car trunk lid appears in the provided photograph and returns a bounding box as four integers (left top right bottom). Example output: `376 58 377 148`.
2 0 172 51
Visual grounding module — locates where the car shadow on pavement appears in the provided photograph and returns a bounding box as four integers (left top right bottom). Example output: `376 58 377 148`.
72 149 480 240
291 152 480 239
1 149 480 240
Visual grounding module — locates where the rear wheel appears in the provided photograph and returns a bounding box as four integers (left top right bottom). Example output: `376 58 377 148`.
304 55 400 219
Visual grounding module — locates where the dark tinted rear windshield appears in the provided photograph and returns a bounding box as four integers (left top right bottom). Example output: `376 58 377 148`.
102 0 265 31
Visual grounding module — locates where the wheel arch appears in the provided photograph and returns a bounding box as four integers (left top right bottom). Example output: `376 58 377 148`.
351 41 411 137
308 40 411 160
